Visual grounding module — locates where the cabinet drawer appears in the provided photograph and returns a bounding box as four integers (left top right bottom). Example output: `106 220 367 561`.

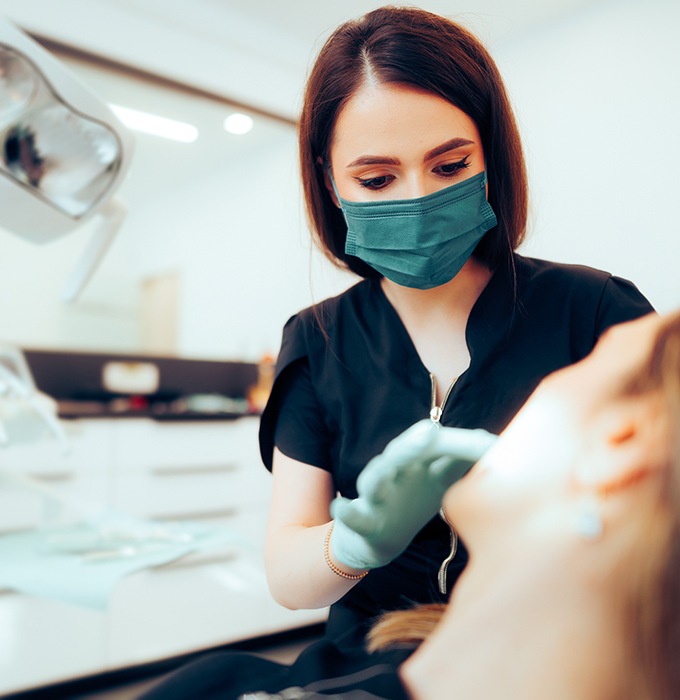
0 475 109 533
135 507 268 574
112 465 271 520
0 420 114 475
112 417 261 473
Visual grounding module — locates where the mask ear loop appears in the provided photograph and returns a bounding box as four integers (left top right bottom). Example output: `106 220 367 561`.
325 164 343 203
324 164 355 254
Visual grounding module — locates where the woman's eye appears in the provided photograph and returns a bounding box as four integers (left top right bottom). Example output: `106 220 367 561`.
433 156 471 177
356 175 394 190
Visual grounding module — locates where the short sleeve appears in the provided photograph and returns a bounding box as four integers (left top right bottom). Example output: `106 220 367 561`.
594 275 655 339
270 358 332 470
258 313 332 472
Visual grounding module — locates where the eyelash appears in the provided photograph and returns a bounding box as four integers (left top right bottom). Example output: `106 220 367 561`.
433 155 471 178
356 175 393 190
356 156 472 191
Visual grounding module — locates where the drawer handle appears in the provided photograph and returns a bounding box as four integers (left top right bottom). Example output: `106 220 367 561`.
29 471 75 483
152 507 239 521
153 550 240 572
0 525 34 536
151 463 239 477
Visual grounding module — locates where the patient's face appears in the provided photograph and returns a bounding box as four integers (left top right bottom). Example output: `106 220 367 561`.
444 313 662 544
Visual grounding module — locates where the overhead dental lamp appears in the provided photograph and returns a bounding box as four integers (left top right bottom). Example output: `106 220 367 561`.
0 16 133 301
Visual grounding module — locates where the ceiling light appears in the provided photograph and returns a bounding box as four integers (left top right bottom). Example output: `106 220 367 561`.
223 113 253 135
109 104 198 143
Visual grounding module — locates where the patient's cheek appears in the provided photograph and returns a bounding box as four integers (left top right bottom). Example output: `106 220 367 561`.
441 393 584 536
488 394 581 474
441 464 493 526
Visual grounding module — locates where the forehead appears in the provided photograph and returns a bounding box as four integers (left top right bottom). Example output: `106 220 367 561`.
330 82 480 162
541 313 661 406
595 313 661 364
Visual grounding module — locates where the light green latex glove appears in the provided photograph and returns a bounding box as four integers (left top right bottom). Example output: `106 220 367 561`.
330 420 497 571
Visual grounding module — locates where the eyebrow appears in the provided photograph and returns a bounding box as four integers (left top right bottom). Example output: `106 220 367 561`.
423 137 474 161
345 137 475 169
346 154 400 168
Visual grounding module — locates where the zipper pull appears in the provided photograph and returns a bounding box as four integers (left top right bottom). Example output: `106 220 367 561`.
429 372 459 427
438 507 458 595
429 373 442 427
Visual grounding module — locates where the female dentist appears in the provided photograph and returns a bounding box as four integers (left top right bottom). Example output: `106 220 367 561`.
260 7 651 647
259 5 654 652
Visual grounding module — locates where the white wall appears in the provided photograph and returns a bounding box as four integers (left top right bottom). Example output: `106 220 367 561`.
124 125 353 360
496 0 680 312
0 216 140 352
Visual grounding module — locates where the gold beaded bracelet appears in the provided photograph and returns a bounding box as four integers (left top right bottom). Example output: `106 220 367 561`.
324 522 369 581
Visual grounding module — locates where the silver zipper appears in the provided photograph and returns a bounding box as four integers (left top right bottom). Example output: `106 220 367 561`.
429 373 460 593
438 507 458 594
429 373 457 426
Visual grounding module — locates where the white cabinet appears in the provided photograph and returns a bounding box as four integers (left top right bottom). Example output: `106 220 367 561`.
0 416 326 696
111 418 271 520
0 420 114 532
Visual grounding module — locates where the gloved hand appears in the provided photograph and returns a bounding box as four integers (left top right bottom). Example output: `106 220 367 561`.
330 420 497 571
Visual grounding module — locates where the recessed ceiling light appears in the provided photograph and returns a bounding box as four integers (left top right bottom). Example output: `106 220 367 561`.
109 104 198 143
223 113 254 135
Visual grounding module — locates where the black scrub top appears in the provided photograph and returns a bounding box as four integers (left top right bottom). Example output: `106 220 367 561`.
259 253 654 645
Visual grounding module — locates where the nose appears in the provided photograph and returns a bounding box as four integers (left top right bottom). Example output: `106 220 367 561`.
401 171 430 199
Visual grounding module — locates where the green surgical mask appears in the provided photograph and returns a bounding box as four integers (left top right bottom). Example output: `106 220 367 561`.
334 171 497 289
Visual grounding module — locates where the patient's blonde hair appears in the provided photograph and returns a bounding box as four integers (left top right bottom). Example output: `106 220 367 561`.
366 603 446 653
368 312 680 700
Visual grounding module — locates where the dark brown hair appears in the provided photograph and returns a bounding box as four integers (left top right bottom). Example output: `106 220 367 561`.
298 5 528 278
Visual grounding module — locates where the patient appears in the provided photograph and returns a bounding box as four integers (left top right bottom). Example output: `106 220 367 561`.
390 310 680 700
141 310 679 699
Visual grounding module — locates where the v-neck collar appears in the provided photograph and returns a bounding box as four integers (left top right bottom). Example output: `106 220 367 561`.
369 257 514 380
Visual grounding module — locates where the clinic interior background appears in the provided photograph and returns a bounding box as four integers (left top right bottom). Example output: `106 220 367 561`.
0 0 678 362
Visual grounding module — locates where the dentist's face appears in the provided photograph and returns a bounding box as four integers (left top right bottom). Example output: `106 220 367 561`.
443 313 664 545
327 81 485 203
